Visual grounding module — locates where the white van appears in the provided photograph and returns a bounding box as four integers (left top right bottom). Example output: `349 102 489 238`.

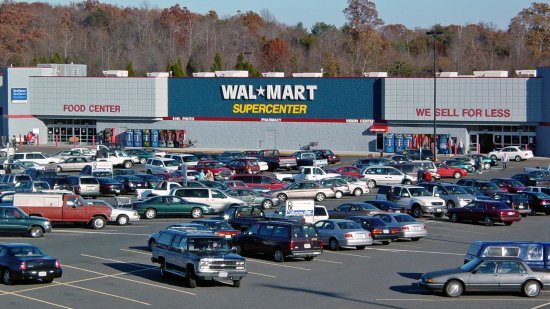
267 200 329 224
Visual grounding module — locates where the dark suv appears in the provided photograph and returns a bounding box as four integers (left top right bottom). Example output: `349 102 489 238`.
232 221 323 262
403 149 434 161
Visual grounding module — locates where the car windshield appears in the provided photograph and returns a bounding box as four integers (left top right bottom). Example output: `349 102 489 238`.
409 188 431 196
359 204 378 210
188 238 230 255
460 258 482 272
445 186 467 194
205 162 224 168
508 180 524 187
532 192 550 199
9 246 46 257
394 215 416 223
164 160 179 167
479 182 499 190
492 203 510 210
337 221 362 230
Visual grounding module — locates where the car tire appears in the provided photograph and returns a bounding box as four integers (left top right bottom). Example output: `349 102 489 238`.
187 266 197 288
146 169 152 175
29 226 44 238
451 213 459 223
453 172 461 179
523 280 541 297
382 241 391 245
273 248 285 263
191 208 203 219
411 237 421 241
353 188 363 196
329 238 340 251
434 212 445 218
483 163 491 170
90 216 106 229
515 155 521 162
411 206 422 218
334 191 343 199
235 245 244 256
144 208 157 219
148 239 156 250
233 279 241 288
116 215 129 225
483 216 494 226
505 222 513 226
124 161 133 169
261 199 273 210
304 256 315 261
367 180 376 188
521 213 527 218
444 280 463 297
467 166 475 173
490 155 497 161
160 261 170 278
315 193 326 202
2 269 13 285
277 193 287 202
0 151 6 158
139 157 147 164
403 179 412 185
356 246 366 250
55 166 62 173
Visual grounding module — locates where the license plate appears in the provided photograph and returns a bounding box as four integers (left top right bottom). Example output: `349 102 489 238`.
383 229 389 233
357 233 366 238
225 235 232 239
219 271 228 278
412 226 420 230
304 243 311 249
38 271 47 277
508 212 515 215
436 209 442 212
395 210 401 213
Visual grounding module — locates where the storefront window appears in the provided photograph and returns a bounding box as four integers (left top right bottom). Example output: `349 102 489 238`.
512 136 520 144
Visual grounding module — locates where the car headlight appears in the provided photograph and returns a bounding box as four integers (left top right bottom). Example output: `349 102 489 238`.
236 261 246 270
199 260 210 271
44 221 51 226
419 201 427 206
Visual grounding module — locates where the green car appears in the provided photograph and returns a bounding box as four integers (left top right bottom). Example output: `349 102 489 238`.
125 148 155 164
0 206 52 238
444 160 475 173
133 195 214 219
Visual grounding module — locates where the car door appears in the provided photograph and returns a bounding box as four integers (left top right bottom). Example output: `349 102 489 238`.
386 168 403 184
498 261 528 291
0 208 24 233
257 223 275 254
313 221 330 244
332 205 351 219
238 223 261 253
393 187 410 208
467 260 501 291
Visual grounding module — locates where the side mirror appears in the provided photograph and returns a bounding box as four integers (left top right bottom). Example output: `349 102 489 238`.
231 246 238 253
435 193 440 197
175 247 184 253
471 269 477 274
402 193 410 198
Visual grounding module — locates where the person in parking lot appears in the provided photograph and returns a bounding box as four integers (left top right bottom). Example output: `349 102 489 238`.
417 169 425 183
502 153 508 169
386 188 395 202
198 169 205 180
423 170 432 182
205 169 214 181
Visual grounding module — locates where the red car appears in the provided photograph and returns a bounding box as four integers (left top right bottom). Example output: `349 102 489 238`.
447 200 521 226
313 149 341 164
230 174 287 190
225 158 261 174
327 165 361 178
490 178 526 193
435 162 468 179
194 160 233 181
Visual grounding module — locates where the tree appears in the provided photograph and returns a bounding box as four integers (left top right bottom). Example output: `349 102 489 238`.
210 50 223 71
311 22 337 37
167 58 185 76
126 61 136 76
388 60 416 76
343 0 384 33
261 38 291 72
51 52 63 64
510 2 550 61
235 53 261 76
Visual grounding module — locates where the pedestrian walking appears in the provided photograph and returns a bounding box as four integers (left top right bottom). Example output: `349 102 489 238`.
417 168 424 184
474 156 482 174
502 153 508 169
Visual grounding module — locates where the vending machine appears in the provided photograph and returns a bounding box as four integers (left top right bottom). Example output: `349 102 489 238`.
142 129 151 147
384 133 395 153
133 129 142 147
125 130 134 147
394 134 405 153
159 130 166 148
151 129 159 147
404 134 413 150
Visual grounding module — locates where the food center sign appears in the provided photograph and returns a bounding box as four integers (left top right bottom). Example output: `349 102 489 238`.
63 104 121 113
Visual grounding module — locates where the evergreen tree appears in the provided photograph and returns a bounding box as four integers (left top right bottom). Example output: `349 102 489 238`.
126 61 136 77
211 51 223 71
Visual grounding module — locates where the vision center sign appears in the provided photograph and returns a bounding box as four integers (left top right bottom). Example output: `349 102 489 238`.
168 78 378 120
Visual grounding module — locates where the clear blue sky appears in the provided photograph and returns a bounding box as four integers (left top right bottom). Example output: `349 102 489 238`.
21 0 536 30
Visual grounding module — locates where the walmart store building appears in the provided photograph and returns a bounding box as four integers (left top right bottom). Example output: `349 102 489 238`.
1 64 550 156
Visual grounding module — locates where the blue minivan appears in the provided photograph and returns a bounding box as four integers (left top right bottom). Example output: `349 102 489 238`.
465 241 550 270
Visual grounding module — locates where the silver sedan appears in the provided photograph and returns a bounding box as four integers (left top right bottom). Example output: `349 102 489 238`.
269 181 335 202
372 213 427 241
314 219 373 250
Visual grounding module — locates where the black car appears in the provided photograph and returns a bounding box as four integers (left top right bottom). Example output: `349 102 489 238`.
348 216 400 245
366 200 408 213
402 149 435 161
328 203 382 219
97 177 124 196
312 149 340 164
519 191 550 215
457 179 503 196
37 175 72 191
133 174 162 188
0 243 62 284
218 151 245 165
232 221 322 262
114 175 148 194
113 169 140 176
23 168 57 181
512 173 550 187
491 193 530 217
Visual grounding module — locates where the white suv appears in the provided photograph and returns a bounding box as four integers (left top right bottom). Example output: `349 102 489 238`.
171 187 245 213
12 152 62 165
164 154 199 167
359 166 416 187
377 185 446 218
144 158 179 174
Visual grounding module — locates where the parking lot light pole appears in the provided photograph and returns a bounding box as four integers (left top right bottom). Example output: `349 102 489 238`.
426 31 443 162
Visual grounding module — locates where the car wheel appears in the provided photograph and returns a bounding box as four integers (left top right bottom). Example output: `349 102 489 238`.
55 166 62 173
484 216 494 226
0 151 6 158
304 256 315 261
146 169 152 175
367 180 376 188
234 245 244 256
444 280 463 297
140 157 147 164
446 201 455 210
523 280 541 297
116 215 129 225
451 213 459 223
329 238 340 251
233 279 241 288
467 166 475 173
483 163 491 170
411 237 421 241
490 155 497 161
356 245 366 250
334 191 343 199
160 261 169 278
261 199 273 210
353 188 363 196
124 161 133 169
29 226 44 238
411 206 422 218
403 179 412 185
144 208 157 219
521 213 527 218
453 172 461 179
277 193 287 202
434 212 445 218
515 155 522 162
191 208 203 219
90 216 106 229
505 222 513 226
273 248 285 263
382 241 391 245
2 269 13 285
187 266 197 288
315 193 326 202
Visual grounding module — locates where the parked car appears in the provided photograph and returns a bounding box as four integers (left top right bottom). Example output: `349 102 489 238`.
467 154 497 169
491 192 531 217
402 149 434 161
124 148 155 164
365 200 407 213
339 175 375 189
359 166 416 187
194 160 233 181
147 223 212 249
491 178 526 193
325 165 361 178
144 158 179 175
460 186 492 200
355 157 394 168
512 173 550 187
327 202 382 219
419 257 550 297
133 174 162 189
419 182 476 209
164 153 199 167
113 175 148 194
0 243 62 285
372 213 427 241
50 156 93 172
190 219 241 239
12 152 62 165
319 177 369 197
443 159 475 173
376 185 446 218
0 206 51 238
314 219 373 250
312 149 340 164
447 200 521 226
524 186 550 195
348 216 400 245
86 199 140 225
171 187 245 213
218 151 245 165
96 177 124 196
464 241 550 270
225 158 261 174
435 162 468 179
457 179 503 196
268 181 336 202
518 191 550 215
489 146 534 161
225 187 281 209
230 174 287 191
232 221 323 262
132 195 214 219
386 154 412 164
292 151 327 167
65 176 101 197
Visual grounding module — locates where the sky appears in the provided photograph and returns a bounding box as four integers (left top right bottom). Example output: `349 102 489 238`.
19 0 537 30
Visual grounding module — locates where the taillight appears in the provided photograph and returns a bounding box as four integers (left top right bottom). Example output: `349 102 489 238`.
373 229 382 234
367 232 372 238
401 226 409 231
391 228 399 233
387 209 394 213
289 240 294 250
55 260 61 268
344 233 353 239
541 200 547 205
76 185 81 191
20 261 27 270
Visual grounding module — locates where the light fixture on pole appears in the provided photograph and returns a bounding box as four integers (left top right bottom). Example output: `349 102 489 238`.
426 30 443 162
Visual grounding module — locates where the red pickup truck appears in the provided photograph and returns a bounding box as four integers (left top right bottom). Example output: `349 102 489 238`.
13 193 112 229
257 149 297 172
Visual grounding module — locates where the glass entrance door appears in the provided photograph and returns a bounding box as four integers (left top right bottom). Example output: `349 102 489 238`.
469 134 478 154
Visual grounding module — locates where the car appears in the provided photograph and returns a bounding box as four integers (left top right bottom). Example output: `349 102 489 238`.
464 241 550 270
132 195 215 219
65 176 101 197
435 162 468 179
12 152 62 165
50 156 93 172
339 175 375 190
355 157 395 168
359 166 416 187
232 221 323 262
443 159 475 173
491 193 531 217
518 191 550 215
225 158 261 174
37 175 72 191
490 178 526 193
268 181 336 202
402 149 434 161
86 199 140 225
524 186 550 195
133 174 162 188
225 187 281 209
457 179 503 196
327 203 382 219
386 154 412 164
419 257 550 297
124 148 155 164
218 151 245 165
319 177 369 197
365 200 408 213
348 216 400 245
147 223 212 249
164 153 199 167
113 175 148 194
194 160 233 181
224 180 249 188
314 219 373 250
0 206 52 237
325 165 361 178
372 213 427 241
196 180 229 191
312 149 340 164
96 177 124 196
489 146 534 161
190 219 241 239
230 174 287 191
467 154 497 169
14 180 50 193
171 187 245 213
460 186 491 200
451 156 475 166
512 173 550 187
144 158 179 175
419 182 476 209
0 243 62 285
144 148 166 158
377 185 446 218
447 200 521 226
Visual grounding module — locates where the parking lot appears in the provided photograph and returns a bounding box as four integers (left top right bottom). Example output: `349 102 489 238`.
1 151 550 309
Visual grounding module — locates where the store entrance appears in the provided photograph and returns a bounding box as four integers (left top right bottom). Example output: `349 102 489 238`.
479 134 494 153
44 119 97 145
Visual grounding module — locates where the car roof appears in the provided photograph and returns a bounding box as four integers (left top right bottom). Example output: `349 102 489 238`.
0 243 37 248
160 229 220 238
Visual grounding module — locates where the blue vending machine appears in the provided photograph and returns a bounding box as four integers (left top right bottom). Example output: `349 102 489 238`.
151 129 159 147
395 134 406 153
125 130 134 147
384 134 395 153
404 134 413 150
438 134 450 155
133 129 143 147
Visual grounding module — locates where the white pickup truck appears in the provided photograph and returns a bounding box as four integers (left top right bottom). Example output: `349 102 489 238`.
96 150 134 169
273 166 340 182
265 200 329 224
135 181 182 200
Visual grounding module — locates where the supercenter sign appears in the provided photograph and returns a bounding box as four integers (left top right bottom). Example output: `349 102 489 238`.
168 78 378 120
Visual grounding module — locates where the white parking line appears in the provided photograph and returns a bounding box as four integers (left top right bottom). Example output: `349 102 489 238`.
53 230 149 236
314 259 343 264
532 302 550 309
425 225 489 235
324 251 371 258
248 272 277 278
0 289 73 309
59 283 150 306
365 247 462 256
121 248 151 255
246 258 311 271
